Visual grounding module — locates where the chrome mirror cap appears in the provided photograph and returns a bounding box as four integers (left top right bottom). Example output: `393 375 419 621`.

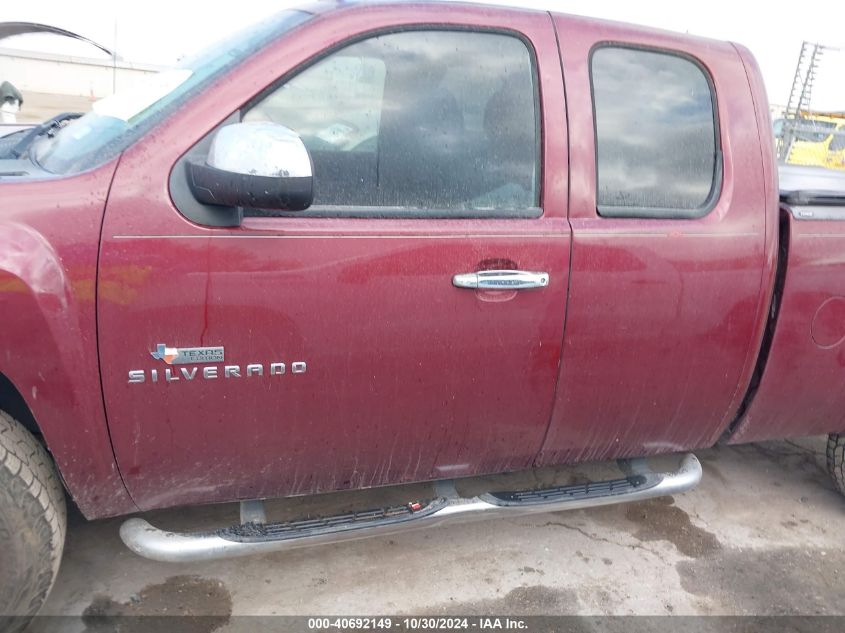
207 121 312 178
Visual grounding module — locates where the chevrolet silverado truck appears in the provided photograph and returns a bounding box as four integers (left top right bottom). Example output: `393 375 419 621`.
2 0 845 624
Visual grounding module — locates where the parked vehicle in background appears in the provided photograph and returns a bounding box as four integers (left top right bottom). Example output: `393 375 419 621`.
1 1 845 627
775 113 845 170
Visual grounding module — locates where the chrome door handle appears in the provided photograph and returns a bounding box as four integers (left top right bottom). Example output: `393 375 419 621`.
452 270 550 290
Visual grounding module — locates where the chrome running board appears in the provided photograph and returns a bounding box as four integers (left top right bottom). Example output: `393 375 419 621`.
120 453 702 563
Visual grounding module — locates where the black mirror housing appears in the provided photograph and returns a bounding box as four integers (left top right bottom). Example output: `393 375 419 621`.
187 159 313 211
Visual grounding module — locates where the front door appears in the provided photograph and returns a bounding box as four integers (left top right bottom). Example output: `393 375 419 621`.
98 10 571 510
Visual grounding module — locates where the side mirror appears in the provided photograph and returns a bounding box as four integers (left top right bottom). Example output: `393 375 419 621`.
187 122 313 211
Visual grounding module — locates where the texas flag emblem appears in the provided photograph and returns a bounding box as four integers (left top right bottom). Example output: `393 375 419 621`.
150 344 179 364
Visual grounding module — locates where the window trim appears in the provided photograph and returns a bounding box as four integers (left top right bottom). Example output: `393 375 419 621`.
240 24 544 220
588 42 723 220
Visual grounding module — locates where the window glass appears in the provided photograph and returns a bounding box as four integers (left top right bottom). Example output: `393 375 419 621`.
34 10 310 175
245 30 539 214
794 120 835 142
591 47 719 216
829 127 845 152
250 56 386 153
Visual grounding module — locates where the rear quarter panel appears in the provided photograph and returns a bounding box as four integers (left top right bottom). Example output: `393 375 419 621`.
730 207 845 442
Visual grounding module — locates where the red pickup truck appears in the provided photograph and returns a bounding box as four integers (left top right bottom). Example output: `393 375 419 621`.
2 0 844 622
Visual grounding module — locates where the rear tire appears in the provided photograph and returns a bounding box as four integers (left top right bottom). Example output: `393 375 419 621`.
827 433 845 496
0 411 66 629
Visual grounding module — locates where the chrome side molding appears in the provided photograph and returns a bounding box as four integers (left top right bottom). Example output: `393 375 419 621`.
120 453 702 563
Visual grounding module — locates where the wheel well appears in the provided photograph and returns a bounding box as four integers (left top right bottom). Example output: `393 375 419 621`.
0 372 40 437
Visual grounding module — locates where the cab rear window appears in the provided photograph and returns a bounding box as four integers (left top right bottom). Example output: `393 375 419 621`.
590 46 720 218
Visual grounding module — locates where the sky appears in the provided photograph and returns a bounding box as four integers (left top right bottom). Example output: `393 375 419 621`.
2 0 844 111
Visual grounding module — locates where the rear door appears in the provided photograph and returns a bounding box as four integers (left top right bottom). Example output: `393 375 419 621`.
538 16 773 464
98 7 571 510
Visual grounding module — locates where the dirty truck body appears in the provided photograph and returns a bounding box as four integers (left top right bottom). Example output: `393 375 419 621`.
1 0 845 622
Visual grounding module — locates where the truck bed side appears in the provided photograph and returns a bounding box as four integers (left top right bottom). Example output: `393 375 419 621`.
730 193 845 443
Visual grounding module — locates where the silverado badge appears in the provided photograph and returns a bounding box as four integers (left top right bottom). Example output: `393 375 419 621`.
129 344 306 384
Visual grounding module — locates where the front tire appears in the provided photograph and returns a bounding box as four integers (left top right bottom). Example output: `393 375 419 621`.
0 411 66 628
827 433 845 496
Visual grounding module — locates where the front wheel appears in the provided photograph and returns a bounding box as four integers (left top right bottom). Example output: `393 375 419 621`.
827 433 845 496
0 411 66 629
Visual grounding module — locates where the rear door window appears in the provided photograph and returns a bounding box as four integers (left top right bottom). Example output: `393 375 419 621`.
590 46 720 218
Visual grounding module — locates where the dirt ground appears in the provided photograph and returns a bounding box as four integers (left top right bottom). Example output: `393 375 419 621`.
24 436 845 631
